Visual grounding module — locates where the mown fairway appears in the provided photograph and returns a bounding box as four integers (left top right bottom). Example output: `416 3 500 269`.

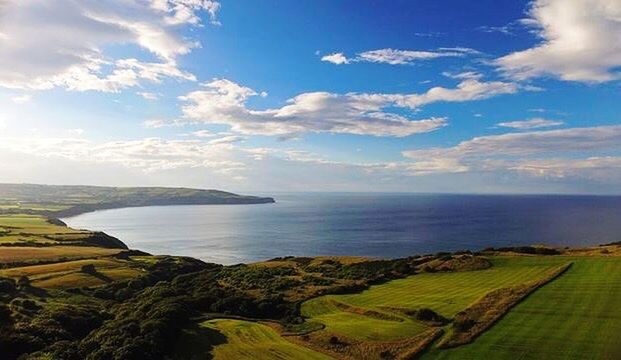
193 319 331 360
301 256 568 340
424 257 621 360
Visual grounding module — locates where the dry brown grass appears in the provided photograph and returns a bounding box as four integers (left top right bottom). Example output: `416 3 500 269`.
329 299 404 322
33 267 141 288
309 256 374 266
0 258 125 277
563 245 621 256
0 258 142 288
0 246 123 265
291 327 443 360
437 262 572 348
417 254 491 272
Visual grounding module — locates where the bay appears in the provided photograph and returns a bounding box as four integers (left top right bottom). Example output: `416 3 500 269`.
63 193 621 265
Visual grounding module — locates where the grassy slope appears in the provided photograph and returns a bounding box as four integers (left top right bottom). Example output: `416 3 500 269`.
183 319 331 360
301 257 567 341
0 246 123 264
0 214 91 245
0 258 142 288
423 257 621 360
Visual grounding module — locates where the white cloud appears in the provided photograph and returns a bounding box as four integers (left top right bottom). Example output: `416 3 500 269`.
68 128 85 136
496 0 621 82
392 78 520 108
137 91 160 100
144 119 172 128
321 53 350 65
322 47 480 65
191 130 216 138
508 157 621 181
178 77 524 137
10 94 31 104
402 125 621 175
0 0 217 91
0 136 244 174
207 135 244 145
497 118 564 129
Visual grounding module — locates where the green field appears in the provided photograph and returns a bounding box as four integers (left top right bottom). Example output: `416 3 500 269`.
301 256 568 341
177 319 331 360
424 257 621 360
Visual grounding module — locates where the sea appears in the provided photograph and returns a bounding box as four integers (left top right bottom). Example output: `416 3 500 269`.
62 193 621 265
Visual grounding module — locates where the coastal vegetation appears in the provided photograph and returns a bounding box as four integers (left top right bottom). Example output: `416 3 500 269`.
0 184 620 359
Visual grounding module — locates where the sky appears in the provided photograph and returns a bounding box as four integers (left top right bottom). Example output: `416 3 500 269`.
0 0 620 194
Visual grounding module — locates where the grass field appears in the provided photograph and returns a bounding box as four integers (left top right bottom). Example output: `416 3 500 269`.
0 246 124 264
177 319 331 360
0 258 142 288
423 257 621 360
301 256 568 341
0 214 91 245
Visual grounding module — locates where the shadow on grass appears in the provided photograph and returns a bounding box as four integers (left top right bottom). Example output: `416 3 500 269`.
88 271 113 283
170 322 228 360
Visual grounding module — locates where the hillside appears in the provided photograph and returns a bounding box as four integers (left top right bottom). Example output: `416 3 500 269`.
0 183 275 217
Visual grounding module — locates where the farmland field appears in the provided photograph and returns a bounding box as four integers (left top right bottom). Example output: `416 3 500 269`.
0 258 142 288
0 214 92 246
0 246 124 264
301 256 568 341
423 257 621 360
177 319 331 360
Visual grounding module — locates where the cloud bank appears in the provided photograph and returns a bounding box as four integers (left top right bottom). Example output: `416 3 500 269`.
0 0 219 91
496 0 621 82
177 76 522 137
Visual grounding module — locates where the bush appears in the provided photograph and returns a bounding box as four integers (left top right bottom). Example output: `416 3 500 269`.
454 318 476 332
416 308 440 322
81 264 97 274
17 276 30 288
0 278 16 293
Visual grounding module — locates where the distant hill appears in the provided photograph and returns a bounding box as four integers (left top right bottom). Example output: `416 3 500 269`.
0 183 275 217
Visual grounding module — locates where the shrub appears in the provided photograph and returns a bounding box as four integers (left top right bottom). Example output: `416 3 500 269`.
0 278 17 293
17 276 30 289
416 308 440 322
80 264 97 274
454 318 476 332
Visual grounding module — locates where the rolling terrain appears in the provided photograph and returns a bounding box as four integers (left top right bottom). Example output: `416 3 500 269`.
0 185 620 359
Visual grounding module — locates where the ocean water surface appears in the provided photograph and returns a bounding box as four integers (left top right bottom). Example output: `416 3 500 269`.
63 193 621 264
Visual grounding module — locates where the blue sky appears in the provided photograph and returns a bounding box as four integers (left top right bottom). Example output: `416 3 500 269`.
0 0 620 194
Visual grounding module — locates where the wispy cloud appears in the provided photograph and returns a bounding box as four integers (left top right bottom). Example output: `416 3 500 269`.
320 53 349 65
402 125 621 176
321 47 480 65
10 94 32 104
497 118 564 130
0 136 245 174
137 91 160 100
